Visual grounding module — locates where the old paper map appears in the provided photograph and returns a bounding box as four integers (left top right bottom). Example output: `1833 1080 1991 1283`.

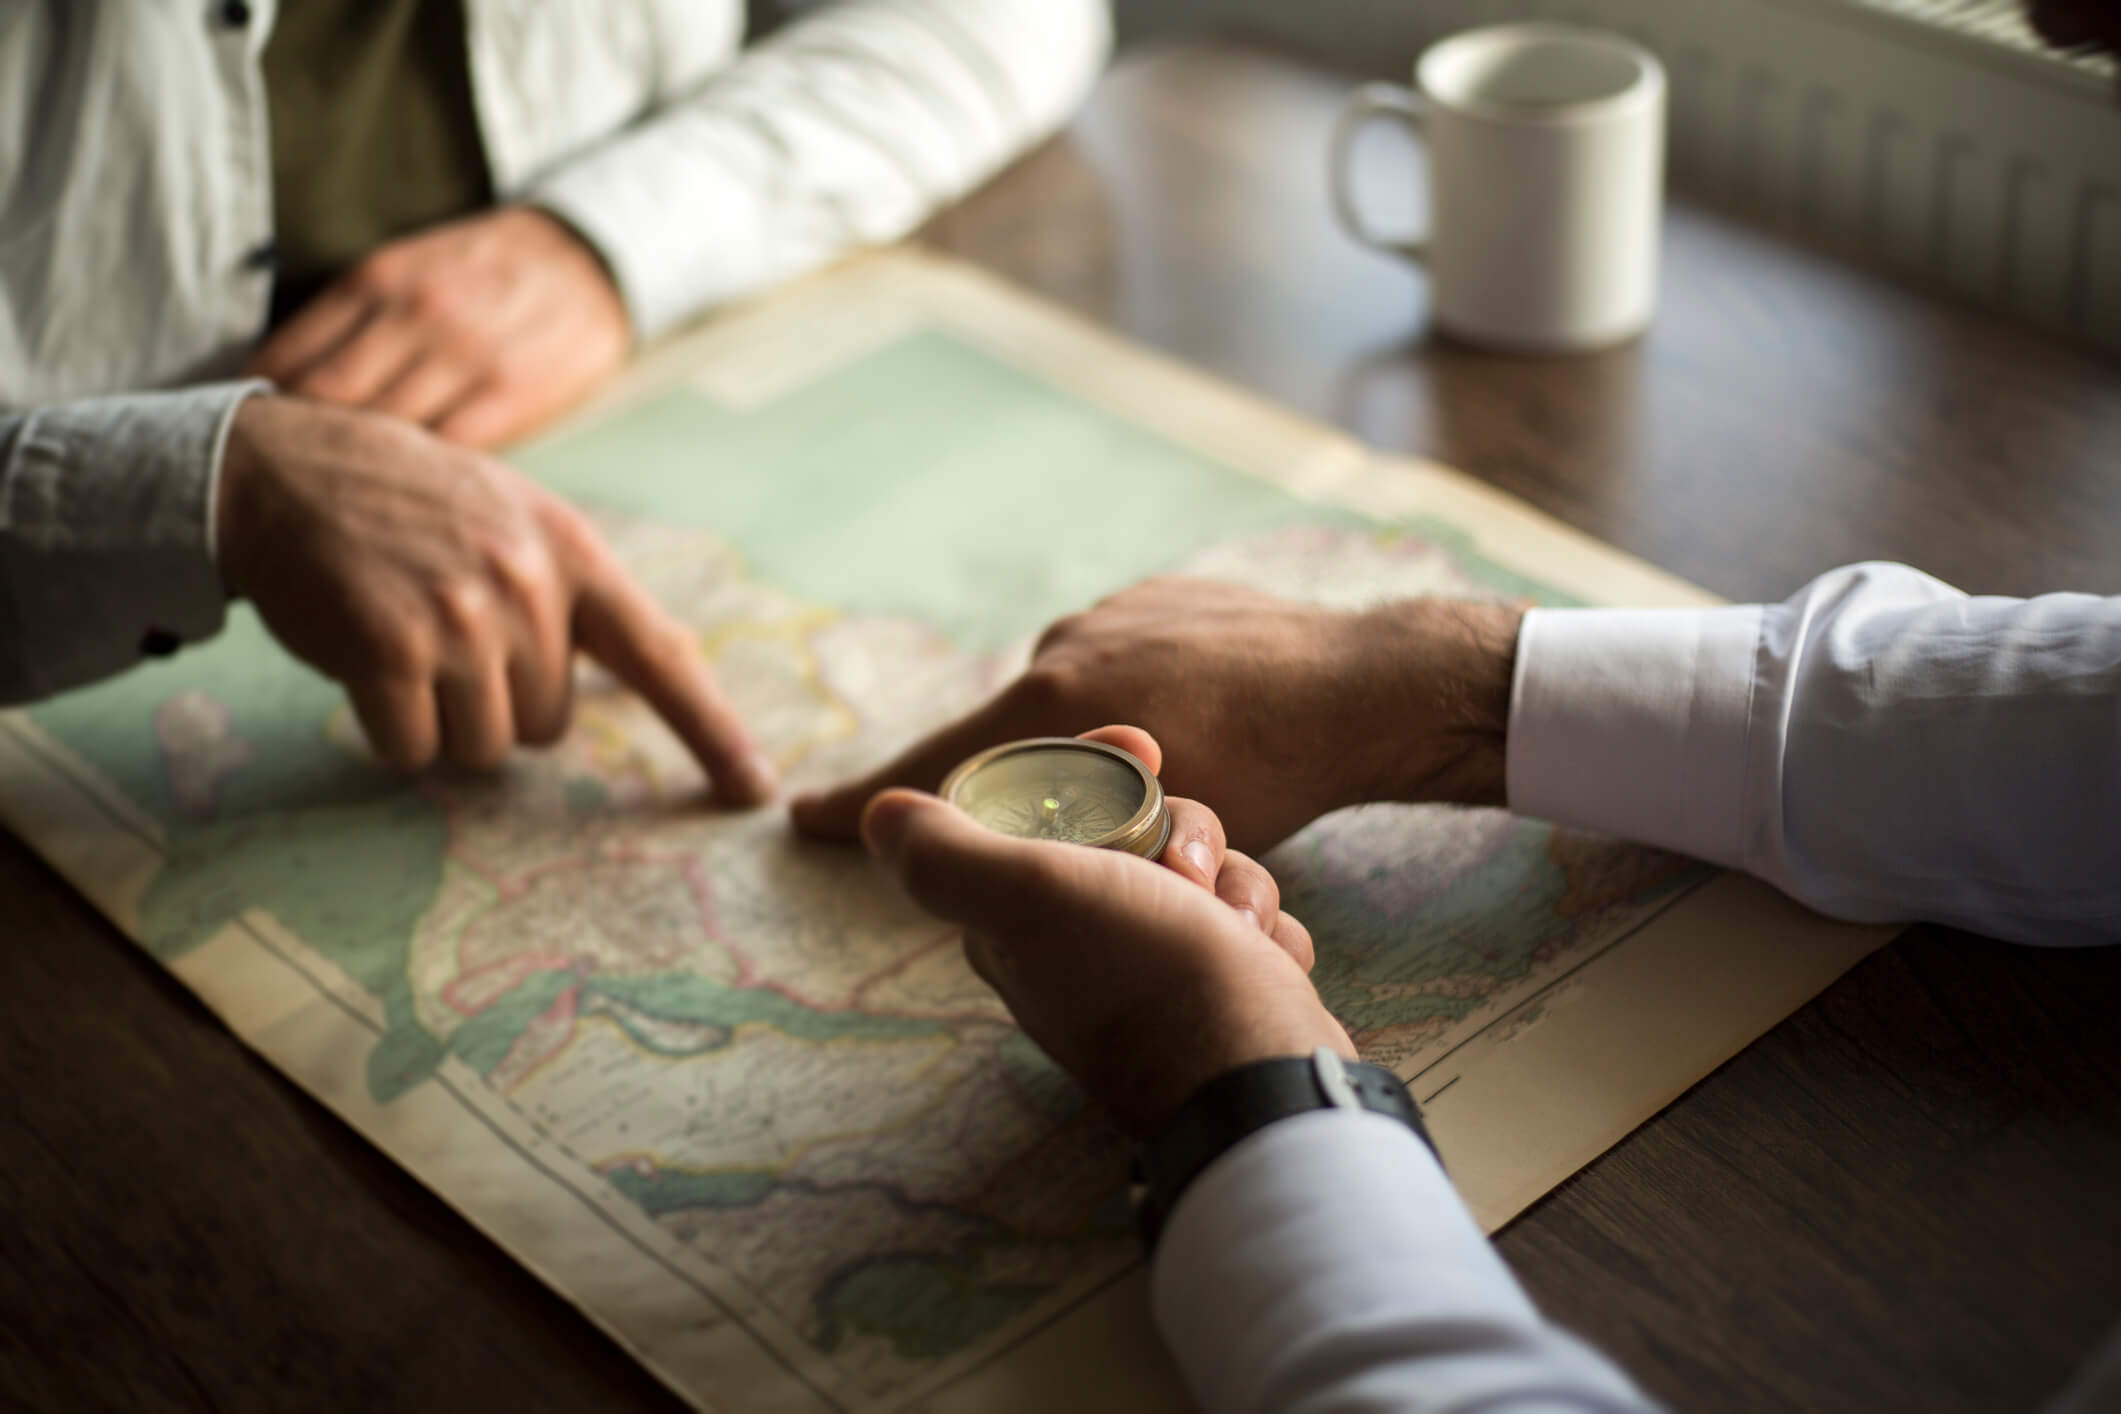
0 251 1891 1412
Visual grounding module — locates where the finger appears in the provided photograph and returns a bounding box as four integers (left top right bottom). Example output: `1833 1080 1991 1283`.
789 688 1056 840
862 789 1113 937
436 654 515 771
346 674 440 772
861 788 1246 963
508 649 574 747
286 309 428 408
1269 911 1316 973
961 931 1004 991
249 285 375 384
434 382 530 450
1076 724 1162 776
1157 795 1226 892
507 567 575 747
1212 848 1282 936
368 351 483 429
570 551 775 805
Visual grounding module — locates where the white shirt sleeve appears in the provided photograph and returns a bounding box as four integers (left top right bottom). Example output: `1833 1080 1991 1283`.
1507 561 2121 946
528 0 1111 339
1153 1111 1658 1413
1155 565 2121 1411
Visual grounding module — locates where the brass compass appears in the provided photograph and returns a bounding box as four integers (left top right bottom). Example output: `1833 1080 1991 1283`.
939 738 1171 858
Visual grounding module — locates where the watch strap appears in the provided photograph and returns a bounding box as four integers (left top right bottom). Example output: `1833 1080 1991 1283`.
1133 1048 1435 1253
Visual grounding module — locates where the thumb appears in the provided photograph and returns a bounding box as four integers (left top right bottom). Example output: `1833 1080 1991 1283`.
860 789 1052 935
1076 724 1162 776
862 788 1234 962
858 787 946 866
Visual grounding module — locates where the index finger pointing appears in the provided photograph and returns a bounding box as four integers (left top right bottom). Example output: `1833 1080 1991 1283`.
568 546 775 806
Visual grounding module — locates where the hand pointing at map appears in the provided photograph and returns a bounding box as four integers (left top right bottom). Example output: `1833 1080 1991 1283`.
215 395 775 799
793 577 1523 854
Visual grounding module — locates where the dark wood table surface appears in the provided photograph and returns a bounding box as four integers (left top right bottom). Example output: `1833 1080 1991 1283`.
7 37 2120 1414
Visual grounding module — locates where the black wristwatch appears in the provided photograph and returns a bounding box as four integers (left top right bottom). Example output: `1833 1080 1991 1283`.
1132 1047 1436 1253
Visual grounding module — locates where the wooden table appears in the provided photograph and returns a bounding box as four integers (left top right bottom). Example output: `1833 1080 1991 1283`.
7 38 2120 1414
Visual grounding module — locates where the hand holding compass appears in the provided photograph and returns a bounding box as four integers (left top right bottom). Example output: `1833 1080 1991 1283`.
930 725 1287 934
792 578 1522 855
859 726 1350 1138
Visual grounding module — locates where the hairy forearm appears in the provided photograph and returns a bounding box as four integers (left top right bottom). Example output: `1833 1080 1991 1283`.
1331 598 1523 812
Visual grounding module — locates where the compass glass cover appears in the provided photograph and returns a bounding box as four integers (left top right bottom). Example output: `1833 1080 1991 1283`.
950 745 1148 845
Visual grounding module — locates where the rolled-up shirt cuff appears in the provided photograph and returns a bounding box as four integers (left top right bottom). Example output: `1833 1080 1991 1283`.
0 380 266 701
1505 604 1765 870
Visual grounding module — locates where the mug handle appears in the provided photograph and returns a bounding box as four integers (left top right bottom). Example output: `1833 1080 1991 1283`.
1328 83 1428 260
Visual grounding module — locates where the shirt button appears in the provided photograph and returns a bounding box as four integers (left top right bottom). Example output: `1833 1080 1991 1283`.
243 239 278 273
218 0 251 27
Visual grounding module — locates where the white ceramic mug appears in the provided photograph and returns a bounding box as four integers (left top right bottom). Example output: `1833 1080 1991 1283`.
1329 24 1667 353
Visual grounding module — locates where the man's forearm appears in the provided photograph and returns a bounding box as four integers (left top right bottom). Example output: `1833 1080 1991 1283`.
1337 597 1522 811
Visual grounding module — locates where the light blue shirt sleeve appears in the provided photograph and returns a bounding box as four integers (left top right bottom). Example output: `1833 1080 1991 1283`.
1508 561 2121 946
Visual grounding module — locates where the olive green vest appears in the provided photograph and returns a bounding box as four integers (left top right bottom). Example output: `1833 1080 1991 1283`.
262 0 492 323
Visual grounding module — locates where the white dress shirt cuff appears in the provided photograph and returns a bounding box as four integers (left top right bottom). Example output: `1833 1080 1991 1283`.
1152 1111 1652 1412
1507 604 1765 870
